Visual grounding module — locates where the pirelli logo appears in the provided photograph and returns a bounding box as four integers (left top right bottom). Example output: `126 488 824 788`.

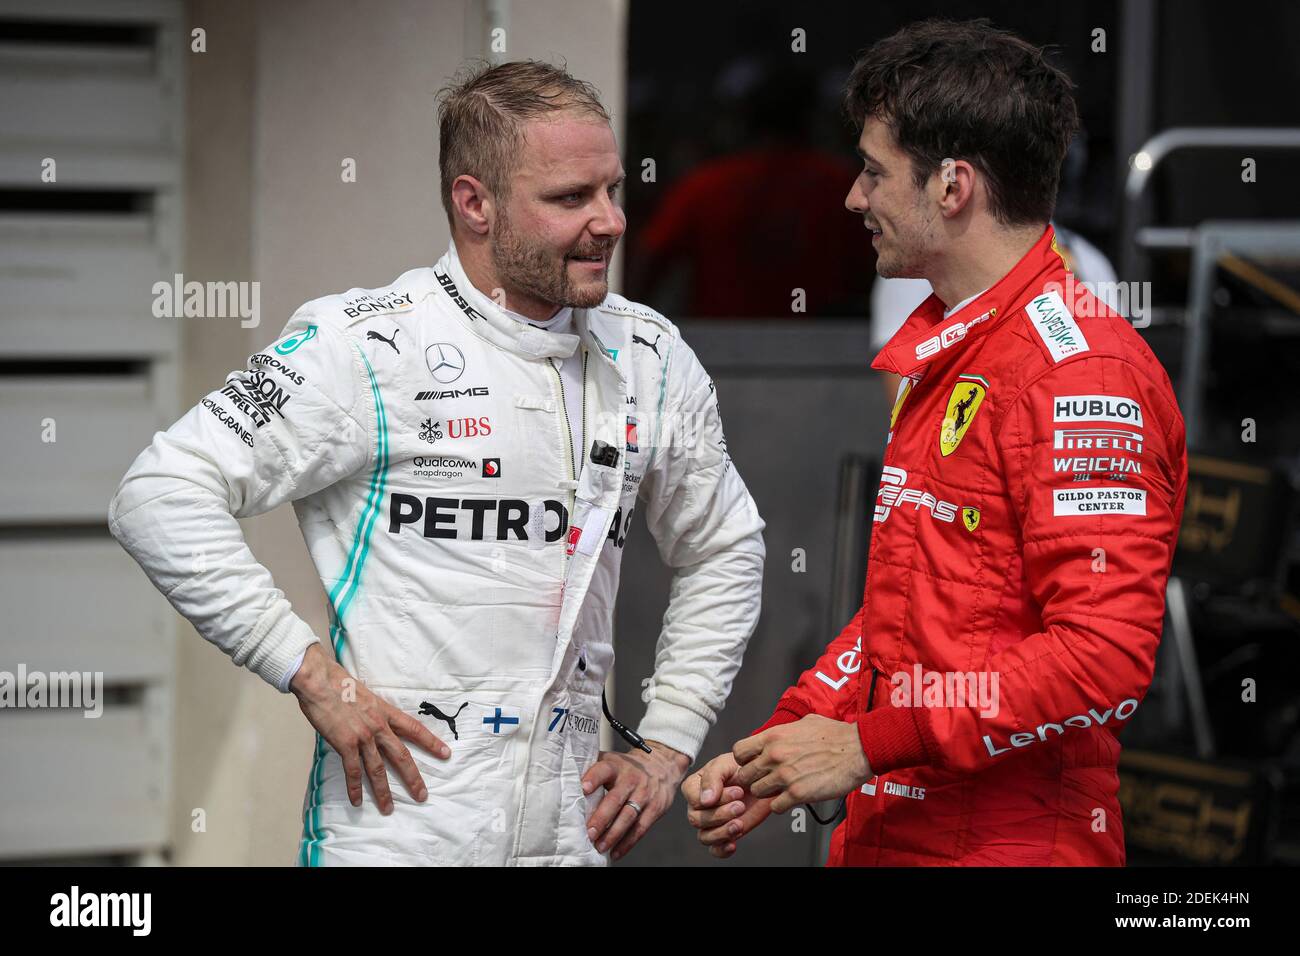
1053 427 1144 453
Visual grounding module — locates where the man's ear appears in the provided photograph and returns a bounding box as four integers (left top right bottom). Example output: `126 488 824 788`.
450 174 493 236
935 158 977 219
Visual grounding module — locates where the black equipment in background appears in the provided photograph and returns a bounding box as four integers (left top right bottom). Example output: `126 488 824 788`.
1174 453 1295 596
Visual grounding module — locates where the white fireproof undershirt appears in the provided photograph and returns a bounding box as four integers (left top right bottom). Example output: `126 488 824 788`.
508 305 584 475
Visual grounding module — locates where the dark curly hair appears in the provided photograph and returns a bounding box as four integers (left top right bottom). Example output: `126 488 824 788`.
844 18 1080 226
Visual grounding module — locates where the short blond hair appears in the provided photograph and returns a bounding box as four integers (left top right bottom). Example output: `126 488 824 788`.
437 60 611 224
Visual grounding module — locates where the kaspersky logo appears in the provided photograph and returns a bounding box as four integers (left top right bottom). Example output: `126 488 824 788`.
1027 292 1089 363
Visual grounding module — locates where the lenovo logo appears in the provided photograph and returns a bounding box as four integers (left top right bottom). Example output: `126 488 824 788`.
983 698 1139 757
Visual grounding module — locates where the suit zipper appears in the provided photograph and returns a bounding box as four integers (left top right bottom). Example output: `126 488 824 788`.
580 350 588 468
549 357 576 485
548 349 588 536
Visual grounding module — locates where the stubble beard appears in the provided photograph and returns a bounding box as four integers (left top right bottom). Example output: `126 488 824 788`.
492 208 610 310
875 229 928 281
875 190 935 279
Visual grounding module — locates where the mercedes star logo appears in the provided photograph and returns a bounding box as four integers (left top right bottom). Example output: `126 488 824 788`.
425 343 466 384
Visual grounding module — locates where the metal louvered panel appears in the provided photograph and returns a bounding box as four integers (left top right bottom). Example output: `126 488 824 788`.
0 702 169 858
0 375 159 522
0 0 182 862
0 213 178 356
0 537 175 682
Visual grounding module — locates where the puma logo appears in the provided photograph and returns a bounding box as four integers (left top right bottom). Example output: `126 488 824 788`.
632 333 661 358
419 700 468 739
367 329 400 354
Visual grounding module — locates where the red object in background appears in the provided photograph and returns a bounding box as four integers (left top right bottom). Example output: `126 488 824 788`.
637 146 874 318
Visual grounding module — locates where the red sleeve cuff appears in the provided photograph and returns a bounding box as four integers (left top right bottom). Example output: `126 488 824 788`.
857 701 933 774
752 698 810 736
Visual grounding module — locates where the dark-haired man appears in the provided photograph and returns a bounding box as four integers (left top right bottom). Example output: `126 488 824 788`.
685 19 1186 866
110 61 765 866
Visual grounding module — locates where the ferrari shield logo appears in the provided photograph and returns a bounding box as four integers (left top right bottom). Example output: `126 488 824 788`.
962 507 981 532
939 374 988 456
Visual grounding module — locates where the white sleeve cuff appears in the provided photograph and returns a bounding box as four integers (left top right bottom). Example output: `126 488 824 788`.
637 698 713 764
277 646 310 693
236 611 319 691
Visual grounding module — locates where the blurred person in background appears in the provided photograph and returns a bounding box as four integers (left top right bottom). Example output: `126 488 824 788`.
685 18 1187 866
109 60 765 866
631 68 872 318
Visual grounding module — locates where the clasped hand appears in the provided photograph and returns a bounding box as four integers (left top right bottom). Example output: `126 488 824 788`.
680 714 871 858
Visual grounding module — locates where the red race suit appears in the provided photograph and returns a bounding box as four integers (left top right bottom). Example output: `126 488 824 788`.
758 226 1187 865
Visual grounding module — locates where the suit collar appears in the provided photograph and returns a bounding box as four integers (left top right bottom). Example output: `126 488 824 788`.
434 242 581 360
871 225 1068 376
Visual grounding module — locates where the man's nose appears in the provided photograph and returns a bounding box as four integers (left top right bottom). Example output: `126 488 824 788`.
845 180 867 214
592 193 625 238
